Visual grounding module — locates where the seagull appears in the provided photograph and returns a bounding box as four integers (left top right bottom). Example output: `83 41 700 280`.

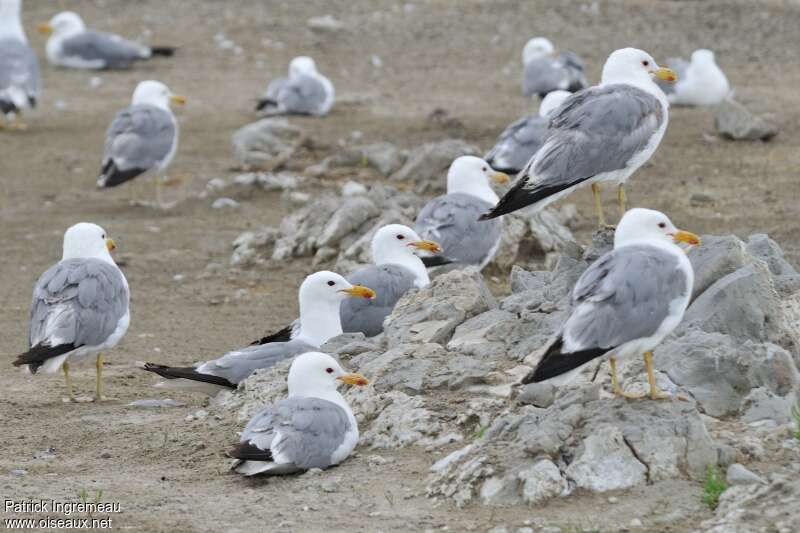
414 156 509 269
39 11 174 70
255 56 335 116
0 0 41 130
522 208 700 400
230 351 368 476
97 80 186 206
340 224 441 337
521 37 588 98
485 90 571 174
656 49 731 106
482 48 677 226
142 271 375 395
13 223 130 402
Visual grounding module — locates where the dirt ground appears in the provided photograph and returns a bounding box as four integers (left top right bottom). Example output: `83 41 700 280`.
2 1 799 531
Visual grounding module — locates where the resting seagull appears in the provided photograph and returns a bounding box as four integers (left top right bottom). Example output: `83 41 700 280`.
415 156 509 269
656 49 730 106
0 0 41 130
39 11 174 70
340 224 441 337
522 208 700 399
521 37 588 98
482 48 677 226
142 271 375 395
255 56 334 117
13 223 129 402
230 351 368 476
98 80 186 206
485 90 570 175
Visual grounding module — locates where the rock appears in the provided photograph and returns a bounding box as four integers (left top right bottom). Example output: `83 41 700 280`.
231 227 280 266
487 207 577 270
127 399 185 408
307 14 344 32
384 268 496 348
211 197 240 209
355 390 443 449
341 181 368 196
447 309 517 359
320 477 340 492
690 192 716 206
726 463 766 486
566 425 648 492
318 196 380 248
740 388 798 424
256 172 301 191
10 469 27 476
307 143 406 178
490 215 528 270
714 99 779 141
232 119 305 168
516 382 556 408
687 235 753 299
518 459 568 504
746 234 800 295
697 474 799 532
390 139 479 194
352 343 447 395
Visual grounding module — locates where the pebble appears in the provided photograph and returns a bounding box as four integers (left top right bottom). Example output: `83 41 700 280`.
212 197 240 209
726 463 766 486
320 478 339 493
630 518 643 528
10 469 27 477
690 192 716 205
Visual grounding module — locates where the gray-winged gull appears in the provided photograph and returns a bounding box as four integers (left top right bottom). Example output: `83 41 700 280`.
230 351 368 476
13 223 130 402
482 48 677 226
39 11 174 70
415 156 509 269
142 271 375 395
340 224 440 337
522 208 700 399
98 80 186 206
255 56 334 116
0 0 40 130
485 90 570 174
521 37 588 98
655 49 730 106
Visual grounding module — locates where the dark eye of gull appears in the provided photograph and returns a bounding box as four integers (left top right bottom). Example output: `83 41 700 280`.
642 60 650 67
326 367 334 374
327 280 335 286
658 222 666 229
482 167 487 171
396 234 404 240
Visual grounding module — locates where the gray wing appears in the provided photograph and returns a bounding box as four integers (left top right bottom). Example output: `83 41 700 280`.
415 193 502 266
103 104 176 173
340 264 416 337
558 51 588 92
278 74 327 114
656 57 689 95
563 244 688 350
485 114 549 173
0 38 40 107
196 338 315 385
241 397 350 470
29 258 129 349
263 77 287 101
522 57 569 97
61 31 146 68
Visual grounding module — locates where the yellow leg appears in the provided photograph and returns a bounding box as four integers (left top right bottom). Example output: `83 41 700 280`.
644 351 669 400
609 356 644 399
9 112 27 130
94 353 106 401
63 362 75 402
591 183 607 227
617 184 627 219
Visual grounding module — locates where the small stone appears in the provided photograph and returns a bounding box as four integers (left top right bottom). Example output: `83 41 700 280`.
100 451 112 459
127 399 185 408
341 181 368 196
714 99 779 141
288 192 310 205
307 14 344 32
608 496 619 504
10 469 27 477
726 463 766 486
517 382 556 408
320 478 339 492
630 518 643 528
212 197 240 209
690 192 716 205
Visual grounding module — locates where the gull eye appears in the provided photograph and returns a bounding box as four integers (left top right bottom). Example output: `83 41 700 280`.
658 222 666 229
101 234 105 239
327 280 335 286
642 60 650 67
325 367 334 374
396 234 405 240
482 166 487 171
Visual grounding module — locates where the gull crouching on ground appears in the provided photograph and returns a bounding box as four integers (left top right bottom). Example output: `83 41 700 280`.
0 0 41 130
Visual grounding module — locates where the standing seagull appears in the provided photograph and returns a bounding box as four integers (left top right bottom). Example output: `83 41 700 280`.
485 90 571 175
340 224 441 337
97 80 186 206
657 49 730 106
142 271 375 394
415 156 509 269
482 48 677 226
521 37 587 98
255 56 334 117
0 0 41 130
230 352 369 476
522 208 700 399
39 11 174 70
13 223 130 402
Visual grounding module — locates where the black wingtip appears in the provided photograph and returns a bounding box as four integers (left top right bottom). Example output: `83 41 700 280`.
13 344 76 374
421 255 455 268
250 324 294 346
141 362 237 389
255 98 275 111
150 46 176 57
228 441 273 461
98 161 147 188
525 337 609 383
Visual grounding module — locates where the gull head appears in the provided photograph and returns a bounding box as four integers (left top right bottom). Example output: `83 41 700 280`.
615 208 700 249
538 90 571 118
522 37 554 64
446 156 509 202
371 224 441 264
299 271 375 305
62 222 116 262
40 11 85 37
289 56 318 77
131 80 186 109
287 352 368 398
601 48 677 89
691 48 716 66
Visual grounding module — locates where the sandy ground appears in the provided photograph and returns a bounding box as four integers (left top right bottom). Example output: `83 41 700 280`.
2 1 800 531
